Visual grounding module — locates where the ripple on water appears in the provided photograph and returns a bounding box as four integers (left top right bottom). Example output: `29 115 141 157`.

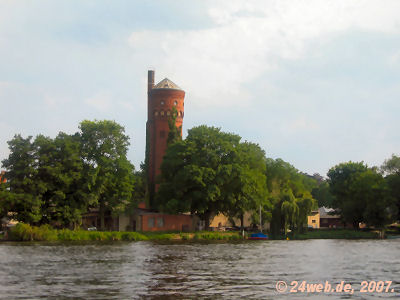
0 239 399 299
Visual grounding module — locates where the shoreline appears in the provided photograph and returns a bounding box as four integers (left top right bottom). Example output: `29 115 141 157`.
2 224 394 242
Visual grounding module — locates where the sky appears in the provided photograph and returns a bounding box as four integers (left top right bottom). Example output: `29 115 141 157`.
1 0 399 177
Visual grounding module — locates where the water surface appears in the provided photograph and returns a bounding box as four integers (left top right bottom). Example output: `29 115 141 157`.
0 239 399 299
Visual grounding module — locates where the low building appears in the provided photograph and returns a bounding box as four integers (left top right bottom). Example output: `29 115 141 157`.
319 207 345 228
81 208 196 232
134 210 195 232
307 210 320 229
209 212 269 231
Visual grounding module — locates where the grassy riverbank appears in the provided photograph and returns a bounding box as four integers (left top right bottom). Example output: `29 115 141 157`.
274 229 381 240
3 224 387 242
4 223 242 242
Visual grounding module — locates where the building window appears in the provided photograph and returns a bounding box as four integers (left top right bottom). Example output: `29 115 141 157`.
160 131 165 138
160 111 165 116
148 217 155 228
160 100 165 105
154 111 158 116
312 220 316 223
167 111 170 116
174 101 178 106
157 217 164 228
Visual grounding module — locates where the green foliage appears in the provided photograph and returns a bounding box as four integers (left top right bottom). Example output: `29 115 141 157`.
1 120 136 229
312 181 335 208
193 232 241 240
382 154 400 221
9 223 57 241
1 135 43 223
7 225 240 242
294 229 379 240
328 161 397 229
280 189 299 235
266 158 317 235
381 154 400 175
156 125 269 229
327 161 369 228
167 107 182 145
79 120 136 229
385 173 400 221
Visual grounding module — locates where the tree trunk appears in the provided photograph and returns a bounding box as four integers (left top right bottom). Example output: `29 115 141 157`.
204 211 211 231
100 200 105 231
240 213 244 231
352 220 359 230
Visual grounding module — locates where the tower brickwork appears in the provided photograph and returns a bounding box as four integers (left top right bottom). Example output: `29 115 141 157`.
146 70 185 207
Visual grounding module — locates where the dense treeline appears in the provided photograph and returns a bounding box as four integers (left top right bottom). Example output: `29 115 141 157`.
0 120 141 229
156 124 399 233
155 125 269 230
1 119 399 234
155 125 320 233
327 158 399 230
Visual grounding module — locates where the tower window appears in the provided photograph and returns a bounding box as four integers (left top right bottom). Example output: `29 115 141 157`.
174 101 178 106
160 111 165 116
167 111 170 116
154 111 158 116
160 100 165 105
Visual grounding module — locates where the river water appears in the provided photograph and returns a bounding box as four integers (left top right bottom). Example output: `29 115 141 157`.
0 239 399 299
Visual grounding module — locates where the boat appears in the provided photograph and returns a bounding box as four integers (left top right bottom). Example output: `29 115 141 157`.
248 205 268 240
248 232 268 240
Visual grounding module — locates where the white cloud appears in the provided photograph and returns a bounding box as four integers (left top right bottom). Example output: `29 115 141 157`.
84 91 113 112
282 116 319 134
128 0 400 108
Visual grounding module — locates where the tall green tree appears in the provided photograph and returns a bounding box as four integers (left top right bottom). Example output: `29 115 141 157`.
381 154 400 221
312 181 335 208
327 161 397 229
157 126 270 230
327 161 369 228
350 170 397 230
1 135 43 223
223 142 269 230
156 126 240 228
79 120 135 230
280 189 299 235
266 158 317 235
33 133 95 227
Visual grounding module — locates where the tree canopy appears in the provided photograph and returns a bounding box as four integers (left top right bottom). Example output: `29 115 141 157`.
327 161 397 229
156 125 269 229
266 158 318 235
1 120 137 229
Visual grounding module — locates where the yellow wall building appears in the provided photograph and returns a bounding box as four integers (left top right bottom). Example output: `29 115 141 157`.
307 210 320 229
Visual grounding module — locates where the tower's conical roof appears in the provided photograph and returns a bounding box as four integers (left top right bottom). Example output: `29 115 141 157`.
153 78 182 90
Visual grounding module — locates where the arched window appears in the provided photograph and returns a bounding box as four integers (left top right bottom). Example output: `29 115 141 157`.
167 111 171 116
160 111 165 116
160 100 165 105
174 100 178 106
154 111 158 116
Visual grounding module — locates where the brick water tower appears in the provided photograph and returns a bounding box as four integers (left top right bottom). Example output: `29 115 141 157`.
146 70 185 207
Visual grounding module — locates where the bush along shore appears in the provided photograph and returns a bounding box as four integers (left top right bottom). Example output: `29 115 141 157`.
272 229 381 240
4 223 243 242
2 224 387 242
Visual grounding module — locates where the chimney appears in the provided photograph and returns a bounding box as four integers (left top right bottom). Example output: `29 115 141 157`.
148 70 155 93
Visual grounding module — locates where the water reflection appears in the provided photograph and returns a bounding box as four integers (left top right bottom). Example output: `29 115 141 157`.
0 240 399 299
